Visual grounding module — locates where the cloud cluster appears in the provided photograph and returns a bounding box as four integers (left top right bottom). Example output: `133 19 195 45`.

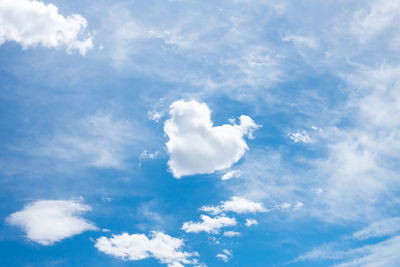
95 231 200 267
0 0 92 54
164 100 259 178
182 196 266 235
6 200 97 245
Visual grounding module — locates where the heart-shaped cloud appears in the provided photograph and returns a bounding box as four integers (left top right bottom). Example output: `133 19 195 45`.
164 100 260 178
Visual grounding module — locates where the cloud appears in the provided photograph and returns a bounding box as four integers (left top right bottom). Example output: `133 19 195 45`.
6 200 98 245
295 235 400 267
164 100 259 178
281 34 318 49
39 112 137 169
216 253 229 262
181 215 237 234
245 219 258 227
139 150 160 160
200 196 268 215
221 170 242 181
294 218 400 267
217 249 232 262
95 231 200 267
351 0 400 42
351 217 400 240
223 231 241 237
0 0 93 54
288 131 312 143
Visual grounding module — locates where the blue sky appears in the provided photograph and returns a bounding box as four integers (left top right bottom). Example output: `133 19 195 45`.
1 0 400 266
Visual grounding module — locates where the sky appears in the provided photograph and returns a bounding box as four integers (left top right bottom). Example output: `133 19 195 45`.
1 0 400 266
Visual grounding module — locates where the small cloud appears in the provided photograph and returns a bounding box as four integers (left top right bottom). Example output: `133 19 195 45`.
182 215 237 234
148 110 163 123
201 196 268 215
245 219 258 227
288 131 312 143
216 253 229 262
279 202 292 209
221 170 242 181
281 34 318 49
6 200 98 245
277 202 303 211
294 202 304 210
139 150 160 160
223 231 241 237
217 249 232 262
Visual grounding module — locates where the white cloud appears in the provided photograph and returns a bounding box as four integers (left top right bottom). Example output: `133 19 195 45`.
294 202 304 210
6 200 97 245
139 150 160 160
245 219 258 227
295 235 400 267
351 0 400 42
223 231 241 237
352 217 400 240
95 231 199 267
216 253 229 262
217 249 232 262
200 196 268 215
221 170 241 181
288 131 312 143
182 215 237 234
0 0 93 54
281 34 318 49
164 100 260 178
278 202 292 209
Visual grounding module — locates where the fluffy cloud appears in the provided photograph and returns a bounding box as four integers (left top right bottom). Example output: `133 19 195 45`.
0 0 92 54
245 219 258 227
164 100 259 178
200 196 268 215
6 200 98 245
182 215 237 234
95 231 200 267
